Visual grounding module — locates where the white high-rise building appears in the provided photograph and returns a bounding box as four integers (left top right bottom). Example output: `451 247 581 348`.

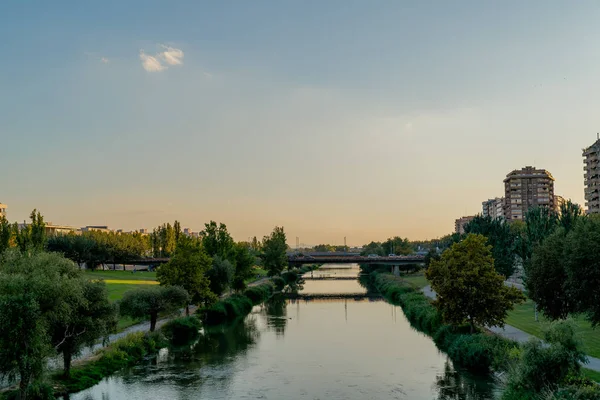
482 197 504 220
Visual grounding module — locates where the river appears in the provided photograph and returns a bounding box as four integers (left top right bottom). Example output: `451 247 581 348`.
67 265 499 400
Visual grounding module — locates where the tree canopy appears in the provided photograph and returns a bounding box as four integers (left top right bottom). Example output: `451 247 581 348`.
426 234 525 332
463 215 517 277
261 226 288 276
156 235 215 313
119 286 189 332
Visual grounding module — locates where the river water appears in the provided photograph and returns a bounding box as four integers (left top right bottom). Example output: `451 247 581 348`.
67 265 498 400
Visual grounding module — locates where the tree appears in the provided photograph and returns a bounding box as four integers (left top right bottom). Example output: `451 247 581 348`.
261 226 288 276
156 236 215 313
360 241 384 256
14 209 46 253
119 286 189 332
464 215 517 277
0 251 84 399
426 234 525 333
0 215 12 254
202 221 235 261
208 256 235 296
382 236 413 255
232 243 256 292
526 228 575 320
51 280 116 378
563 216 600 326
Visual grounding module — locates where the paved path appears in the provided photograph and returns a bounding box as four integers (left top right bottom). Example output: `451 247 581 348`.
422 285 600 372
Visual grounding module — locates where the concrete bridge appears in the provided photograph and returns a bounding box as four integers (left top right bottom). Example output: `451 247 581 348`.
288 254 424 269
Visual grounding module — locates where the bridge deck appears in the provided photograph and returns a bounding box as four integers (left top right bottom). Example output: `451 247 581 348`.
302 276 358 280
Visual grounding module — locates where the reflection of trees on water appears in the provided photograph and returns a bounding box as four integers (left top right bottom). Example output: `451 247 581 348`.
264 295 288 336
434 361 496 400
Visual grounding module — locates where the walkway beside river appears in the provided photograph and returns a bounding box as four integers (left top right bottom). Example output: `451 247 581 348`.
422 285 600 372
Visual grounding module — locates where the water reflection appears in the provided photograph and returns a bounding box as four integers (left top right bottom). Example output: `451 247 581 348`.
264 296 288 336
434 361 498 400
68 266 497 400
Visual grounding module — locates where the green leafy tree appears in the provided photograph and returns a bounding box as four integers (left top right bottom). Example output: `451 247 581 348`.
51 280 116 377
0 215 12 254
202 221 235 261
426 234 525 333
526 229 574 320
208 256 235 296
360 241 384 256
261 226 288 276
382 236 413 255
0 251 83 399
232 243 256 292
119 286 189 332
464 215 517 277
564 216 600 326
156 236 215 313
173 220 181 243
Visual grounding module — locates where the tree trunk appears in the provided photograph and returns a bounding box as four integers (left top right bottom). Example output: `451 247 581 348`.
185 305 190 316
150 313 157 332
19 371 30 400
469 318 475 334
63 350 72 378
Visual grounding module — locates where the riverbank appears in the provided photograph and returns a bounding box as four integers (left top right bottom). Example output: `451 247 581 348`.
10 266 318 399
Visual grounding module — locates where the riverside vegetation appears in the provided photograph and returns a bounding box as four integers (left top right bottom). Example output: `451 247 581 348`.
0 210 292 400
367 232 600 399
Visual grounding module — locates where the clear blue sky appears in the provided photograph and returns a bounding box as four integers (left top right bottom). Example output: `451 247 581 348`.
2 1 600 245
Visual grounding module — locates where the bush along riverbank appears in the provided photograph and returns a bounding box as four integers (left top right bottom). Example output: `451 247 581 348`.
202 265 319 325
371 272 600 399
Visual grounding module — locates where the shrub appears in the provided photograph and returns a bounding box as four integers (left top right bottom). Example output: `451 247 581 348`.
244 283 274 305
272 276 285 291
56 331 166 394
203 294 254 326
3 381 54 400
162 316 202 345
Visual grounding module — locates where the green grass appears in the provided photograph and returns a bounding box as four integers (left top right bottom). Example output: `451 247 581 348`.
582 368 600 383
506 300 600 359
83 270 157 281
245 267 268 284
400 271 429 289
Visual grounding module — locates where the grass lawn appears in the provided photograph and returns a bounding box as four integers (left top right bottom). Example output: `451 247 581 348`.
583 368 600 383
400 271 429 290
245 267 267 284
506 300 600 359
83 270 157 281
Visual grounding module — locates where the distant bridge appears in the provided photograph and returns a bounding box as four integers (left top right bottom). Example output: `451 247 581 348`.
287 255 425 267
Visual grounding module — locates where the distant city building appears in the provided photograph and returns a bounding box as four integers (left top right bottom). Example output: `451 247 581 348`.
504 166 555 221
139 228 148 234
482 197 505 220
183 228 192 236
455 216 475 234
81 225 111 233
554 195 566 213
18 222 77 236
583 138 600 214
0 203 6 219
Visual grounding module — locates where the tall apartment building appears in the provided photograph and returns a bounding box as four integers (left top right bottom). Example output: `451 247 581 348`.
554 195 566 213
455 215 475 234
504 166 555 221
583 138 600 214
482 197 504 220
0 203 6 219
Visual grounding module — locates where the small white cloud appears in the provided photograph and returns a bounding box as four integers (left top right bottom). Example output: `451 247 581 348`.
139 50 166 72
159 45 184 66
203 71 213 79
85 52 110 64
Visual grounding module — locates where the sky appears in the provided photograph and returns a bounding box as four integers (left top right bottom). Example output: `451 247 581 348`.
1 1 600 246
